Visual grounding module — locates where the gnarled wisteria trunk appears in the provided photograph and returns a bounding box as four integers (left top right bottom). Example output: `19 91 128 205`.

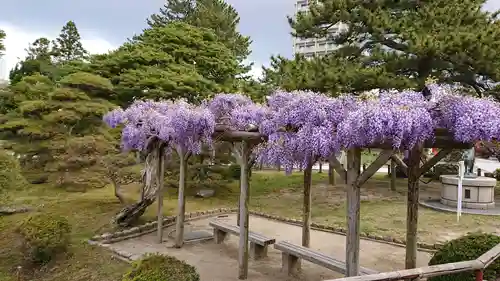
114 140 162 226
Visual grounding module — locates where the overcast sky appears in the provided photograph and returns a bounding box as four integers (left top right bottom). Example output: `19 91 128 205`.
0 0 499 80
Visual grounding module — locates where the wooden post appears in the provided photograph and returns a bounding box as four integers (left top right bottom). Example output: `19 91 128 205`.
406 144 423 269
390 159 396 191
303 160 313 247
174 149 189 248
238 141 251 279
346 148 362 276
156 146 165 244
319 161 323 173
328 155 336 185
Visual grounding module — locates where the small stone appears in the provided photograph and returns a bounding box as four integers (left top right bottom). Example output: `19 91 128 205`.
195 189 215 198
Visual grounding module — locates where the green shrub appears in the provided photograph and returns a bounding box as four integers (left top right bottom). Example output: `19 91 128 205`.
428 233 500 281
17 213 71 265
0 149 28 193
228 164 241 179
123 253 200 281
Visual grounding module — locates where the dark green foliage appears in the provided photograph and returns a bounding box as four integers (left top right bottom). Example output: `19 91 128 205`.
227 164 241 180
17 213 71 265
0 149 27 193
0 73 117 188
0 29 5 55
147 0 251 64
428 233 500 281
52 21 88 62
290 0 500 94
123 253 200 281
91 22 238 105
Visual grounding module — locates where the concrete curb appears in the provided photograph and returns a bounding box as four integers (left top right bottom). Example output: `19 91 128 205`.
88 208 440 253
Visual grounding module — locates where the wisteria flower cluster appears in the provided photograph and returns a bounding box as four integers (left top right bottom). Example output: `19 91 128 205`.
103 86 500 167
103 99 215 154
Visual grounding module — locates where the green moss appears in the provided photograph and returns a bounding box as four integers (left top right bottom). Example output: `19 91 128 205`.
123 254 200 281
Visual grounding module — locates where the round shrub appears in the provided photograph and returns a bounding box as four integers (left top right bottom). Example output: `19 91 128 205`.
428 233 500 281
123 253 200 281
0 149 28 193
17 213 71 265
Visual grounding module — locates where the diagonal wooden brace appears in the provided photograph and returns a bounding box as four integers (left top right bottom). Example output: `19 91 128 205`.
356 150 395 187
329 155 347 182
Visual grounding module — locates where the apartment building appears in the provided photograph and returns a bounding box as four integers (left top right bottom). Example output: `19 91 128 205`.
292 0 343 58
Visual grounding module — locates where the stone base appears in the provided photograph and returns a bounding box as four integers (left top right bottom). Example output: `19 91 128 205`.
440 198 495 210
440 175 496 210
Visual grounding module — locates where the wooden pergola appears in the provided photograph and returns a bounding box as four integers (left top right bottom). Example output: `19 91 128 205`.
154 126 471 280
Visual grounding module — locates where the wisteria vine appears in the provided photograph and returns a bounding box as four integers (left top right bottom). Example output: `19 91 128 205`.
103 85 500 169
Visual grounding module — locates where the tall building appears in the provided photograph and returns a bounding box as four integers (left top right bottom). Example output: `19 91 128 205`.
292 0 343 58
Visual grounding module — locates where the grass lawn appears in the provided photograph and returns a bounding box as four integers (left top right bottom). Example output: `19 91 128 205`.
1 169 498 280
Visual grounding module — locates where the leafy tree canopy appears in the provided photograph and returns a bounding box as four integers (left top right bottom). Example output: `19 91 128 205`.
0 72 117 188
91 22 239 105
9 21 89 84
290 0 500 94
147 0 251 73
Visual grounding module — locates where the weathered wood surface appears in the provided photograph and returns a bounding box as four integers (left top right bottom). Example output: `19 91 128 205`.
477 243 500 267
322 260 483 281
208 221 276 246
174 149 190 248
274 241 378 276
417 148 452 177
330 155 347 182
346 148 362 276
303 160 313 247
390 159 396 191
156 148 165 244
356 150 394 187
237 141 251 280
406 144 422 269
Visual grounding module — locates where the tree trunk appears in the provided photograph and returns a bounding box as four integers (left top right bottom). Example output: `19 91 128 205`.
110 177 126 204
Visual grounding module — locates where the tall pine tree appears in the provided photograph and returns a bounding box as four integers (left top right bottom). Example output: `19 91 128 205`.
290 0 500 94
0 29 5 56
52 21 88 62
147 0 251 73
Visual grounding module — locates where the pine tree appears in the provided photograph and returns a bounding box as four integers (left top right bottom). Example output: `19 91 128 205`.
0 73 117 189
290 0 500 94
147 0 251 70
26 37 52 61
0 29 5 56
9 37 56 84
52 21 88 62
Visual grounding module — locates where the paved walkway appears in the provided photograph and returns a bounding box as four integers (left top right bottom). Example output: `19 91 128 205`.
106 214 431 281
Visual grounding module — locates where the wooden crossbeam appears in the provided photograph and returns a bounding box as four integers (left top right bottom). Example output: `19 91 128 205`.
330 155 347 181
417 148 452 177
356 150 394 187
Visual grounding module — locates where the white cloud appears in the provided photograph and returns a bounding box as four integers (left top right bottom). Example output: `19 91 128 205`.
248 62 264 80
0 22 116 80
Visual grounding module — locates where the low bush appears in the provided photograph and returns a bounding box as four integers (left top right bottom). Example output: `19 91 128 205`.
428 233 500 281
0 149 28 193
17 213 71 265
122 253 200 281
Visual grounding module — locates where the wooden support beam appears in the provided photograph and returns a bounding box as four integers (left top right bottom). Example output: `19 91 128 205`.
417 148 452 177
390 159 396 191
390 154 408 175
346 148 362 277
406 144 423 269
356 150 394 187
174 150 190 248
477 243 500 267
156 147 165 244
303 160 313 248
323 260 484 281
237 141 251 280
330 155 347 181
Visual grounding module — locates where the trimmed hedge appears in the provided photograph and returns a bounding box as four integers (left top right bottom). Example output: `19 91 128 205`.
17 213 71 265
123 253 200 281
428 233 500 281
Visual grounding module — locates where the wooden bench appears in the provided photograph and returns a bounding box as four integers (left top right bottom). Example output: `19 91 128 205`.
209 220 276 259
274 241 378 276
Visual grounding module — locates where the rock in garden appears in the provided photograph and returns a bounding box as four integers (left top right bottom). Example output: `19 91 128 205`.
195 189 215 198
